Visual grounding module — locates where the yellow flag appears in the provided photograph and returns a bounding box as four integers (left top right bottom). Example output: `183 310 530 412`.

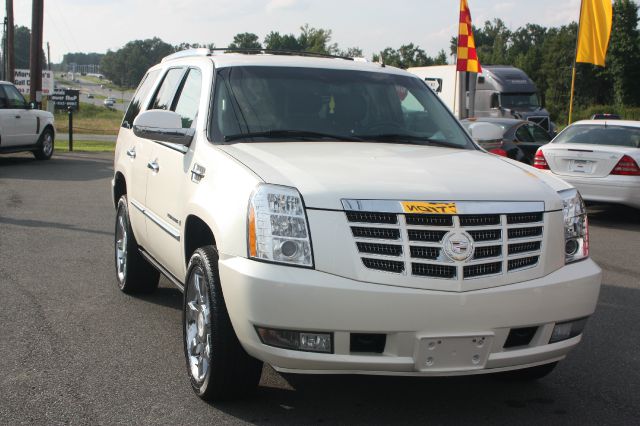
576 0 613 67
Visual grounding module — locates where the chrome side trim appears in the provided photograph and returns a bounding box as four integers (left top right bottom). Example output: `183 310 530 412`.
129 198 181 241
341 199 545 215
139 248 184 292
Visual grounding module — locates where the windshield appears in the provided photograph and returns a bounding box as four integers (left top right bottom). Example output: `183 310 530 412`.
501 93 540 109
210 66 473 149
554 124 640 148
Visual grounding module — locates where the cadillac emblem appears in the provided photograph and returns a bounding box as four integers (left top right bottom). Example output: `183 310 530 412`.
443 231 474 261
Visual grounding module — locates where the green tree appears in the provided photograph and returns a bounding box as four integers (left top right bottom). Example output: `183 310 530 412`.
372 44 434 68
14 26 32 69
434 49 448 65
100 38 174 87
228 33 262 50
264 32 301 51
608 0 640 106
298 24 337 54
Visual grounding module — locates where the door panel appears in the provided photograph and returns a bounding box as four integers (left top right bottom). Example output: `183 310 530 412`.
144 144 192 278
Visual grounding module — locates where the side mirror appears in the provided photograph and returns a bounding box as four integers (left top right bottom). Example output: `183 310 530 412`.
28 101 37 110
132 110 194 146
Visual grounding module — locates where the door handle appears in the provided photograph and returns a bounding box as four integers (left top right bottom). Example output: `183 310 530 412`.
147 160 159 173
126 147 136 159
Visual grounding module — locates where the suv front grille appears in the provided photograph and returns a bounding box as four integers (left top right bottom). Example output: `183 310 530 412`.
348 208 544 281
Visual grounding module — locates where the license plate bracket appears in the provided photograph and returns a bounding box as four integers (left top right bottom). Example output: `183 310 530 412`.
570 159 593 173
414 334 493 372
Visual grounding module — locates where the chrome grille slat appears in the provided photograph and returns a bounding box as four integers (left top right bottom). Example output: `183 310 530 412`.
346 209 545 283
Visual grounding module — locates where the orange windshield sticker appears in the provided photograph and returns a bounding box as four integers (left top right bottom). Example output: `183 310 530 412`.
401 201 457 214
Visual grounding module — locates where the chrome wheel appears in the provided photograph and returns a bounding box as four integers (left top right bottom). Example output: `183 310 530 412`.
185 268 211 383
42 132 53 157
115 213 128 283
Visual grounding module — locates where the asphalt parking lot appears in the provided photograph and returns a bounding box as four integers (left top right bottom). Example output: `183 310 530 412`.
1 152 639 425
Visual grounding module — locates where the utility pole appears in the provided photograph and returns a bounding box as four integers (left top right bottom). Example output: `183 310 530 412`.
29 0 43 104
47 41 51 70
6 0 14 83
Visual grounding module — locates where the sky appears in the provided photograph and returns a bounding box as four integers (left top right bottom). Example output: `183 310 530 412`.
3 0 587 64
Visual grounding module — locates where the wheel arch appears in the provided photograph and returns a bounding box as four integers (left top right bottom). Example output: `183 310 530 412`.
113 172 127 209
184 214 217 267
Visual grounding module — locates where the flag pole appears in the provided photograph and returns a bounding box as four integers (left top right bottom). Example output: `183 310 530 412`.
568 0 585 124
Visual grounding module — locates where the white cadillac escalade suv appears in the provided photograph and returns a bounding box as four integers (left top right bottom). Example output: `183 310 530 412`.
112 49 601 401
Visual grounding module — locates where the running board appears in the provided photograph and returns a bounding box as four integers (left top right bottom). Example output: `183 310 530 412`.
139 248 185 292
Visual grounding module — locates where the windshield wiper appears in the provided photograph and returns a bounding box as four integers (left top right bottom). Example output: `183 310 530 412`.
355 133 461 148
224 130 363 142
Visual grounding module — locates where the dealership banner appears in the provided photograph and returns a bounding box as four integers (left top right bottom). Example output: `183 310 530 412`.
13 69 55 95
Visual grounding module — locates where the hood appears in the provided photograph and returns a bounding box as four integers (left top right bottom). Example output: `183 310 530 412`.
218 142 567 211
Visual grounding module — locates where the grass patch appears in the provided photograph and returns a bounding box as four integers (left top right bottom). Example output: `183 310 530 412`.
55 139 115 152
54 103 122 135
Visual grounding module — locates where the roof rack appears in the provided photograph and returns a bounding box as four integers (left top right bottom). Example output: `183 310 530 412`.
161 47 355 62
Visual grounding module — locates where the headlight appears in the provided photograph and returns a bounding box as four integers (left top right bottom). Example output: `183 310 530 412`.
247 184 313 267
558 188 589 263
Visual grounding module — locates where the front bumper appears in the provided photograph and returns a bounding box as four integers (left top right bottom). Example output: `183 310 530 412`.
219 256 601 375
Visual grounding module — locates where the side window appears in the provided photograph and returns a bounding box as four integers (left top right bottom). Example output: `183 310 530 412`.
530 124 551 143
172 69 202 129
151 68 185 111
3 85 26 108
0 86 8 108
122 69 160 128
515 125 534 142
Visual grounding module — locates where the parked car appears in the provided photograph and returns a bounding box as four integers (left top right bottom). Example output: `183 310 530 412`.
0 81 55 160
591 113 620 120
103 98 115 107
535 120 640 209
112 49 601 401
462 117 552 164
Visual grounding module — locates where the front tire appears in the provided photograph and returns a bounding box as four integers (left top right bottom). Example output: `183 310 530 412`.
33 129 54 160
183 246 263 401
114 195 159 294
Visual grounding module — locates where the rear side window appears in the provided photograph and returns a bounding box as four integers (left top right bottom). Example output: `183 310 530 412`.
172 69 202 129
122 69 160 128
151 68 185 111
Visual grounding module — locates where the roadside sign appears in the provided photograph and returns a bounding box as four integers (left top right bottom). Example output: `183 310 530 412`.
13 69 55 95
49 89 80 111
425 77 443 93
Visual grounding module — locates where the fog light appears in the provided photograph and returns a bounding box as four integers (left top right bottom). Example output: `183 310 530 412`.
549 318 588 343
255 327 332 353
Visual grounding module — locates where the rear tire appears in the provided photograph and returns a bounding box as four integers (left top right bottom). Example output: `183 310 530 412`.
33 129 54 160
183 246 263 401
114 195 159 294
497 362 558 381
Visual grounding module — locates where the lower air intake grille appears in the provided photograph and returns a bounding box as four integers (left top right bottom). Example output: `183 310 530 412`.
412 263 456 279
362 258 404 273
508 256 539 271
464 262 502 278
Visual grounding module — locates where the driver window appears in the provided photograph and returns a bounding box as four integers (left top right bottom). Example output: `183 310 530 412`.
529 124 551 142
3 84 26 108
490 93 500 109
0 86 8 108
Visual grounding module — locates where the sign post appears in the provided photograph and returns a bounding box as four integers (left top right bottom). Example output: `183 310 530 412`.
68 107 73 152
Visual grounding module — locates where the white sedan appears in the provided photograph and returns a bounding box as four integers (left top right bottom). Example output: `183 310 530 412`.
534 120 640 209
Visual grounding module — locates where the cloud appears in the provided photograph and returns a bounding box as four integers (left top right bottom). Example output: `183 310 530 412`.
266 0 299 12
